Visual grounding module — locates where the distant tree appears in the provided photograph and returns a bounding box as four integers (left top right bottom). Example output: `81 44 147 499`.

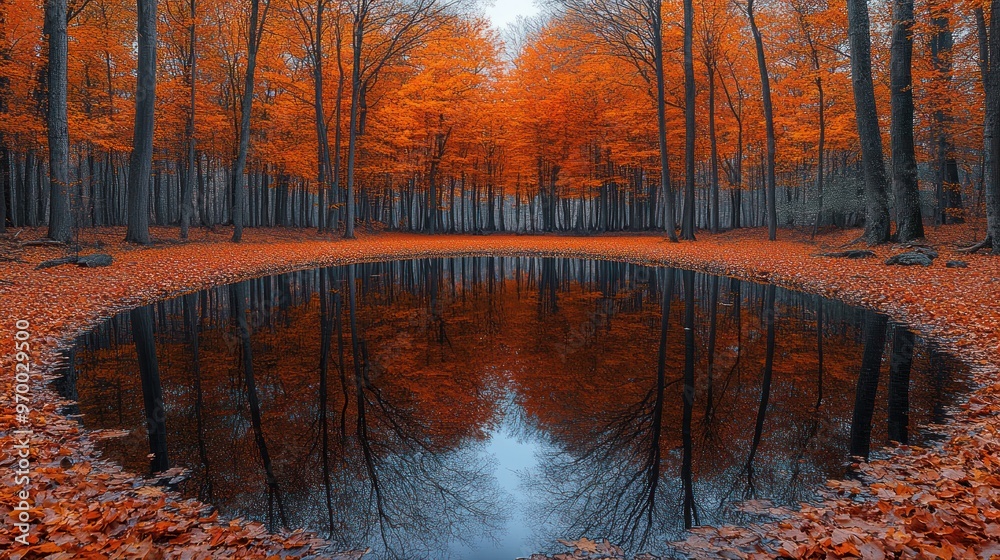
344 0 457 239
556 0 679 241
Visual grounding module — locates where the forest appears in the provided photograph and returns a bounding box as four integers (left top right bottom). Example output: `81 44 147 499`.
0 0 997 246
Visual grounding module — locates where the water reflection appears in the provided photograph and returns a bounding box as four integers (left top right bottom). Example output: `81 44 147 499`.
57 258 966 559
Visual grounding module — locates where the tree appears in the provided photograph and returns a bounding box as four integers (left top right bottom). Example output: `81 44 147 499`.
180 0 197 239
125 0 158 244
889 0 924 242
557 0 678 241
231 0 271 243
746 0 777 241
344 0 456 239
45 0 71 242
681 0 696 240
846 0 891 244
989 0 1000 253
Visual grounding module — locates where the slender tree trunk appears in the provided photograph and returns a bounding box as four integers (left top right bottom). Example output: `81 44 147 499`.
45 0 72 242
847 0 892 244
890 0 924 241
651 1 677 241
231 0 266 242
708 60 720 234
181 0 197 239
313 0 332 234
990 0 1000 253
747 0 777 241
344 9 364 239
681 0 696 240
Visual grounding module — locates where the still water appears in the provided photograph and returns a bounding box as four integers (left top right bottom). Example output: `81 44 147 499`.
56 257 967 559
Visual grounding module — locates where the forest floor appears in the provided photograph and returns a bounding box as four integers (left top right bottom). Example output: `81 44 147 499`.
1 222 999 559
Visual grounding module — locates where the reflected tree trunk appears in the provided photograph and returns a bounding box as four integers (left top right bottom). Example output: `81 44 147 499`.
745 283 775 495
704 275 719 424
849 312 888 459
318 269 335 535
183 293 212 500
816 296 824 408
888 324 913 444
637 267 673 545
681 269 698 528
347 264 390 548
231 281 287 530
131 305 169 473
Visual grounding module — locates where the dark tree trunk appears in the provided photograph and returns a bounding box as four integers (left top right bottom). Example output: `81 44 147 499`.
231 281 288 529
45 0 72 242
232 0 266 242
888 325 913 444
130 306 169 473
890 0 924 241
651 1 677 241
983 0 1000 253
849 312 888 459
180 0 196 239
847 0 892 244
125 0 157 244
681 269 698 527
747 0 777 241
681 0 696 240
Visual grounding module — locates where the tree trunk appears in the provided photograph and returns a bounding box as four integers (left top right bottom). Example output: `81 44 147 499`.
850 312 888 459
847 0 891 244
651 1 677 242
344 14 363 239
890 0 924 241
747 0 777 241
991 0 1000 253
180 0 196 239
125 0 157 244
45 0 72 242
681 0 696 240
231 0 266 242
130 306 169 473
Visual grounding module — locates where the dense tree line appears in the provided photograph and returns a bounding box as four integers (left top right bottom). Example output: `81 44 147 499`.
0 0 997 247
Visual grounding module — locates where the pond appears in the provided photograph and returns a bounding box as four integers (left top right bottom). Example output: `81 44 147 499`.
55 257 968 560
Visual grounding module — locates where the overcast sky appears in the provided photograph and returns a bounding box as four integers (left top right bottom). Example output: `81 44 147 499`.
483 0 540 30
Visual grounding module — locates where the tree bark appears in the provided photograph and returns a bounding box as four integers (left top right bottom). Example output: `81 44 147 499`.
125 0 157 244
847 0 891 244
652 1 677 241
681 0 696 240
181 0 197 239
45 0 72 242
890 0 924 241
231 0 267 242
747 0 777 241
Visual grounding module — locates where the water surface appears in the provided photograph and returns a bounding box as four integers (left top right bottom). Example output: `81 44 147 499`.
57 257 967 559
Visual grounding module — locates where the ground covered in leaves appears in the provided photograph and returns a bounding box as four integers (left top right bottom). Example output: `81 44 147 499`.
1 223 999 559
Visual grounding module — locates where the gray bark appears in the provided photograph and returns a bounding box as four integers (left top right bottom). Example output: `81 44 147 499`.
847 0 891 244
125 0 157 244
890 0 924 241
232 0 268 242
45 0 72 242
747 0 777 241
